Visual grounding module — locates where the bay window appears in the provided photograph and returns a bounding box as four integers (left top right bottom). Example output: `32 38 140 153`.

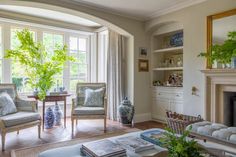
0 20 96 95
43 32 64 91
69 36 89 91
11 28 36 92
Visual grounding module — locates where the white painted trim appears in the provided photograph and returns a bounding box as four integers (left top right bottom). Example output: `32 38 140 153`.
70 0 207 21
147 0 207 20
133 113 151 123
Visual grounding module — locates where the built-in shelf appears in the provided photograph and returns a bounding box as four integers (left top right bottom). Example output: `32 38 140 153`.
153 46 183 53
153 67 183 71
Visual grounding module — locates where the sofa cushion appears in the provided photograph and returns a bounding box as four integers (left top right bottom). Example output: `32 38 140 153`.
73 106 105 115
0 92 17 116
83 88 105 107
0 111 40 127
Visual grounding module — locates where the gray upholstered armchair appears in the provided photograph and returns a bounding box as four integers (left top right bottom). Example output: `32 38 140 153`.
0 84 41 151
71 83 107 135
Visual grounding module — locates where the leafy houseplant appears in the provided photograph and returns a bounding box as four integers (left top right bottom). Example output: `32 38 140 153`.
5 29 75 100
160 128 203 157
198 31 236 66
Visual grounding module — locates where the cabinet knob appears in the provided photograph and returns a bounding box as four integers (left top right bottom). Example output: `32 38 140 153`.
176 94 180 97
158 93 161 95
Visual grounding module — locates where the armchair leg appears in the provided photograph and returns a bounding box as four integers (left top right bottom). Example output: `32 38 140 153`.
104 118 106 132
1 131 6 151
71 118 74 137
17 130 19 135
38 124 41 138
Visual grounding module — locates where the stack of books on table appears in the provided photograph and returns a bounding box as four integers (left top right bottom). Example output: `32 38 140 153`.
140 129 165 146
116 136 155 153
81 139 126 157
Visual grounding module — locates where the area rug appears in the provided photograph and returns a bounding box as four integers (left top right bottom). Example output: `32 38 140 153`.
11 128 140 157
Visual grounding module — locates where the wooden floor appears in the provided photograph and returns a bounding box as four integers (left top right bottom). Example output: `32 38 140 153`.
0 118 164 157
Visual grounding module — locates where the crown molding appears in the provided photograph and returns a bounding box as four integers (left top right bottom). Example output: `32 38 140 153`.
71 0 145 21
147 0 207 20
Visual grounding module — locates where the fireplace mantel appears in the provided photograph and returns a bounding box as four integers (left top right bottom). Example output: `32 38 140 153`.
201 69 236 76
201 69 236 124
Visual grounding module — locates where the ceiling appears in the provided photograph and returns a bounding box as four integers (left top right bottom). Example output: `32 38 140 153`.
73 0 207 20
0 5 101 27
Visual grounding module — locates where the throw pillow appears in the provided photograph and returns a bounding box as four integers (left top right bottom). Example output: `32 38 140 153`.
84 88 105 107
0 92 17 116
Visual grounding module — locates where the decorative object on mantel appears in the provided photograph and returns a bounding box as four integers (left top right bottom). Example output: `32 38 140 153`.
53 102 63 126
138 59 149 72
118 97 134 125
45 107 55 129
198 31 236 69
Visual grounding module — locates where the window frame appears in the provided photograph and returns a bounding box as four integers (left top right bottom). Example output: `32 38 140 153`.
0 21 93 94
68 34 91 92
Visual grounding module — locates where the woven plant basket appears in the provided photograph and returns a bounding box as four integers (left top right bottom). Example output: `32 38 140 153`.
166 111 203 134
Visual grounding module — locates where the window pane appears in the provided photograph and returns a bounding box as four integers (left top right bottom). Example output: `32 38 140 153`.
43 32 64 91
79 52 87 64
54 34 63 47
70 79 78 91
70 63 79 78
69 36 88 91
70 37 77 50
11 28 36 92
79 38 86 51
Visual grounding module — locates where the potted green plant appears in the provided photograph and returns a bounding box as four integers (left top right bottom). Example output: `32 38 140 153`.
198 31 236 68
5 29 75 100
160 128 204 157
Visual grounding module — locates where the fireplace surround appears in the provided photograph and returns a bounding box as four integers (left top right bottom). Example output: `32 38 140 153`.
201 69 236 125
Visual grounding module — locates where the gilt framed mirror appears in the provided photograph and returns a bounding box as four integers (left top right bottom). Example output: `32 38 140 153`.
206 8 236 69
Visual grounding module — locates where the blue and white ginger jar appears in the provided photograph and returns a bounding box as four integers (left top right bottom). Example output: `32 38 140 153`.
118 97 134 125
54 102 63 126
45 107 55 129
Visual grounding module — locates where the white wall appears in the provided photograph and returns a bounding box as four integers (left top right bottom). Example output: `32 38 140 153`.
2 0 151 122
145 0 236 117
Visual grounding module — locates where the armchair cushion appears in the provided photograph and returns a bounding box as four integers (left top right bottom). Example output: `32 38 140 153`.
16 98 37 112
0 111 40 127
0 92 17 116
76 83 106 106
84 88 105 107
73 106 105 115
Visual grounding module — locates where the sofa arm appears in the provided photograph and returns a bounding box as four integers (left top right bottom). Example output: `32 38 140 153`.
16 97 37 112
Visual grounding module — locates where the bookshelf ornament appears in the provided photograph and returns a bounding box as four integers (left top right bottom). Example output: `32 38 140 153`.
45 107 55 129
54 102 63 126
119 97 134 125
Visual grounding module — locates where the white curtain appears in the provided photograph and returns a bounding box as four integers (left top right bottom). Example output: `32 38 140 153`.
107 30 125 121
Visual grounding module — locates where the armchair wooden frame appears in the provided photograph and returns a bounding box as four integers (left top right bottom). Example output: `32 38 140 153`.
0 84 41 151
71 83 107 136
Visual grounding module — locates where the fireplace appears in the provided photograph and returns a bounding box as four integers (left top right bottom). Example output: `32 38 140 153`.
201 69 236 124
224 92 236 126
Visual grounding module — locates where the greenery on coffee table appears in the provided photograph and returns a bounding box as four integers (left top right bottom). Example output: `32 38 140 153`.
198 31 236 65
160 127 203 157
5 29 75 100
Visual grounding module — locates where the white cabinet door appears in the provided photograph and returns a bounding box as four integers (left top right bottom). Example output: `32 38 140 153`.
170 100 183 114
153 98 170 122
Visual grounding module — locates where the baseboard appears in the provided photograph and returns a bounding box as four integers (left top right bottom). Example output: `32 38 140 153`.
133 113 151 123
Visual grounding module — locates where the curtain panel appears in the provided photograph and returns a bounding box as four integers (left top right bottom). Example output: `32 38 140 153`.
107 30 125 121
